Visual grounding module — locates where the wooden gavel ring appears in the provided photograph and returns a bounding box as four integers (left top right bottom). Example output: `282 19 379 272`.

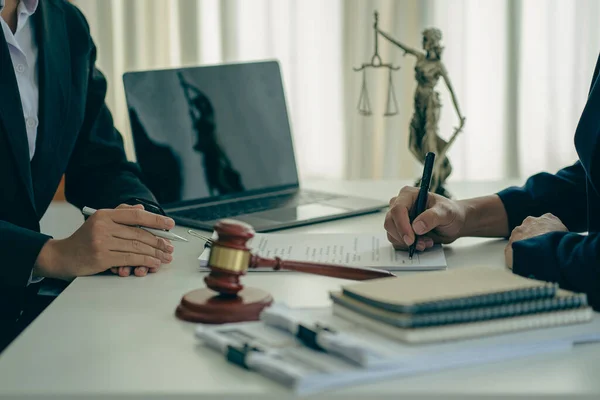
176 219 395 324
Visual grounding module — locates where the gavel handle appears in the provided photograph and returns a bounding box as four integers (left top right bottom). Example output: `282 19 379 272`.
250 256 395 280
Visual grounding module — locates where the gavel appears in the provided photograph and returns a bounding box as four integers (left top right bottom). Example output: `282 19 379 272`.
176 219 395 324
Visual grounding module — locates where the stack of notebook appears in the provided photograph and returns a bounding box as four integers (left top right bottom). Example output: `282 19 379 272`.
330 266 593 343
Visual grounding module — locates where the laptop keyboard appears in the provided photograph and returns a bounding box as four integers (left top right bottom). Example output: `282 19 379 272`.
170 191 340 221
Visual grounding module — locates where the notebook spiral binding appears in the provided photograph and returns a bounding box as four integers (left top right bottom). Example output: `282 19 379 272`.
414 283 560 313
402 293 587 328
333 287 588 329
344 283 560 314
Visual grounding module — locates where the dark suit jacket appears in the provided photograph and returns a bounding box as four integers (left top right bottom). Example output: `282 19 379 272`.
498 53 600 310
0 0 155 342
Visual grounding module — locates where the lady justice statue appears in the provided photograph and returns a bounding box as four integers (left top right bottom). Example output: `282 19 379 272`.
355 12 465 197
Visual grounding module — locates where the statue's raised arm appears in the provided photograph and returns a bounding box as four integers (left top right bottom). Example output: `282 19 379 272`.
376 27 424 58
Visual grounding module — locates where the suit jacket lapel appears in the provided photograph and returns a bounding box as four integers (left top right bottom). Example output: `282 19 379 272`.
588 53 600 96
575 52 600 191
0 24 36 211
31 0 70 211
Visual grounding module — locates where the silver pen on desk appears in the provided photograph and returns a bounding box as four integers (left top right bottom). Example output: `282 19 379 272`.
81 206 188 242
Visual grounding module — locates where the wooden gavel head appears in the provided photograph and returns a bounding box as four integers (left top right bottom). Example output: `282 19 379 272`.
203 219 255 297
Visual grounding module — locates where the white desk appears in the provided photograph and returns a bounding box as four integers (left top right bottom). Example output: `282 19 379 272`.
1 180 599 400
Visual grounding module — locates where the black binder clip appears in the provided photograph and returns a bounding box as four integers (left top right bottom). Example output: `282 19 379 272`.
226 343 262 369
296 323 336 351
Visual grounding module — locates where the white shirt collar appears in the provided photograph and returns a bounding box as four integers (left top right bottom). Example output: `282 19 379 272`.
0 0 38 36
0 1 39 15
19 0 39 16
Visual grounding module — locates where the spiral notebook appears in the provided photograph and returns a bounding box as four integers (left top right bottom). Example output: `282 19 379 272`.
330 289 588 328
341 266 558 314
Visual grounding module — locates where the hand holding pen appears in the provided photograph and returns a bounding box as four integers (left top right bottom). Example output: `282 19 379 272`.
408 152 435 258
33 204 181 280
384 152 469 255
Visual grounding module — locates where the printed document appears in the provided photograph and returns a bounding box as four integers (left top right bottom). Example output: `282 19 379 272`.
198 232 446 271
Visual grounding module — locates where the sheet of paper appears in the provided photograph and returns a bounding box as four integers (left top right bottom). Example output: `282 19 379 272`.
198 232 446 271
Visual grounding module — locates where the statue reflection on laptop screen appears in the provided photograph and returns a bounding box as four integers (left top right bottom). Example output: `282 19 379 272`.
123 61 387 232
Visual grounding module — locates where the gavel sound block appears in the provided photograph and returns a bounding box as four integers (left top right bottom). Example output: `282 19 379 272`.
176 219 395 324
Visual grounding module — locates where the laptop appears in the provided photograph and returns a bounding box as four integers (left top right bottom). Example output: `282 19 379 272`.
122 61 387 232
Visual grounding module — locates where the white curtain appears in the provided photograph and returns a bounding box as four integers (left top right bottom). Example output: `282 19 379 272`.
72 0 600 182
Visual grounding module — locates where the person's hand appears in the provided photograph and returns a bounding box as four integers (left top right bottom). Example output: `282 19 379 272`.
34 204 175 279
385 186 467 251
505 213 568 270
109 204 171 277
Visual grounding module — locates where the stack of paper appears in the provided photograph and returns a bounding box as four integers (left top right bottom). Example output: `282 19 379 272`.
195 304 600 395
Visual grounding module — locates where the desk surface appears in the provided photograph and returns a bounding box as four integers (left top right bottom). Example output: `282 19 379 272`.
1 180 599 399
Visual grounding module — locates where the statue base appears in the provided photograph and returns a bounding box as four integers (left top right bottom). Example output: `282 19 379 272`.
175 287 273 324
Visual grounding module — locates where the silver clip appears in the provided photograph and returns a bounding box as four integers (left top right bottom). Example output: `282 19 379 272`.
188 230 214 248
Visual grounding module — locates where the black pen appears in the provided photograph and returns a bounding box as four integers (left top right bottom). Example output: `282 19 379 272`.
409 152 435 259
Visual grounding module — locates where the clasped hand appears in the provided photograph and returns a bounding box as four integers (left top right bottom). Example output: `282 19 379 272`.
34 204 175 279
504 213 568 270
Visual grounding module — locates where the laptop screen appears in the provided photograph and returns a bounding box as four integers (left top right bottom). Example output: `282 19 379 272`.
123 61 299 206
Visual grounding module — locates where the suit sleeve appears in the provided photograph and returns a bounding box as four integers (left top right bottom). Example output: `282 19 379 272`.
64 42 156 210
497 161 588 232
0 221 51 287
0 221 51 323
512 232 600 310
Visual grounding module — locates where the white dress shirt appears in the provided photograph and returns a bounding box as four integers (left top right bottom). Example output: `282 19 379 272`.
1 0 41 284
0 0 39 160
